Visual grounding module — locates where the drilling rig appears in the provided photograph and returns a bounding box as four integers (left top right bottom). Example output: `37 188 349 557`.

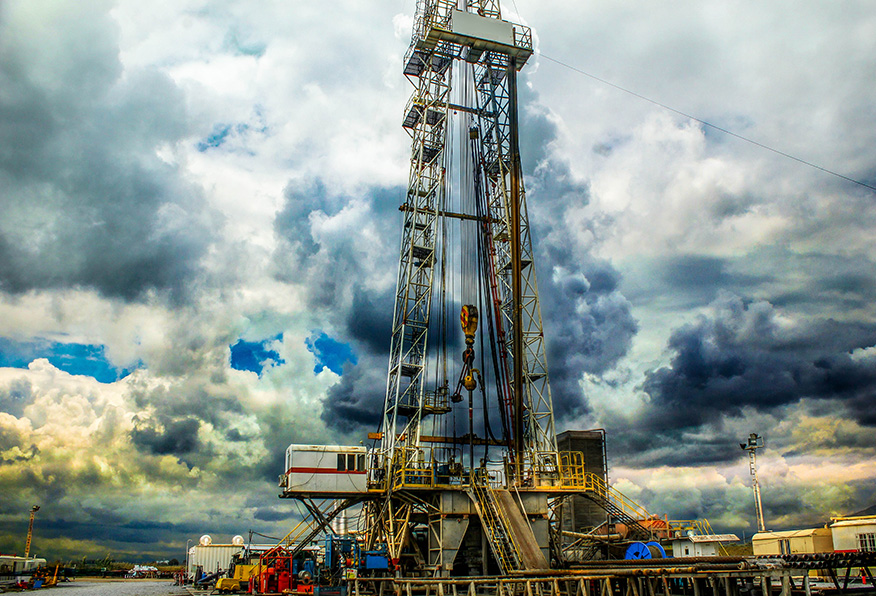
364 0 564 575
279 0 596 577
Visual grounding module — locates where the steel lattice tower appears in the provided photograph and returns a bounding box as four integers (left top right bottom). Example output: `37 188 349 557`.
379 0 557 488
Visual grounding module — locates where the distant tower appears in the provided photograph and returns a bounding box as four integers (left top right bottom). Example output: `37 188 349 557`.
24 505 39 559
740 433 766 532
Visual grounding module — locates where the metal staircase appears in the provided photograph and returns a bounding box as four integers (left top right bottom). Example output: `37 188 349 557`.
467 472 523 574
582 473 656 541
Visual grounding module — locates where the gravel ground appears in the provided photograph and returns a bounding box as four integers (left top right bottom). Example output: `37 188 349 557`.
47 580 189 596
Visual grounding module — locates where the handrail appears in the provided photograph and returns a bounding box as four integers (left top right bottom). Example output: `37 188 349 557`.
586 473 653 522
470 469 522 573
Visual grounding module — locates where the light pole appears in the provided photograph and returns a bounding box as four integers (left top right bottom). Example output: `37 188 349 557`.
740 433 766 533
185 539 192 584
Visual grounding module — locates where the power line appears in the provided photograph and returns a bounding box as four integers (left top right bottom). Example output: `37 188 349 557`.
537 52 876 194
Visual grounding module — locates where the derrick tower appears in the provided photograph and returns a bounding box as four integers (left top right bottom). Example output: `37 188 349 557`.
364 0 571 575
380 0 556 481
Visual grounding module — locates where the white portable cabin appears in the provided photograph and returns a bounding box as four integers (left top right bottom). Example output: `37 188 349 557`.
280 444 369 496
752 528 834 556
0 556 46 575
671 534 739 557
0 556 47 586
830 516 876 553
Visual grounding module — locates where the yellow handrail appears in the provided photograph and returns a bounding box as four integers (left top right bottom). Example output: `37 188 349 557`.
470 469 522 573
585 473 653 522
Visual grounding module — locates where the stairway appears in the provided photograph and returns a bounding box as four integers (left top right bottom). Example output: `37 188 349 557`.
467 476 522 574
582 473 655 541
467 473 548 574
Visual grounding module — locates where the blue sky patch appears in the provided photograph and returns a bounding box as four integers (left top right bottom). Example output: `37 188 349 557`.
197 124 232 152
305 332 357 375
230 334 285 376
0 338 132 383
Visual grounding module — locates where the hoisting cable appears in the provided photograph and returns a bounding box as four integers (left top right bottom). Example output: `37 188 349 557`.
537 52 876 194
469 124 511 444
475 227 497 448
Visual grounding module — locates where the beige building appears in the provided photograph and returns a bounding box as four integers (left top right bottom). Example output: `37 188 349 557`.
830 516 876 553
751 528 833 556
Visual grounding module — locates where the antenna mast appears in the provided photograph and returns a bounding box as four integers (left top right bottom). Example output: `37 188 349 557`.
740 433 766 533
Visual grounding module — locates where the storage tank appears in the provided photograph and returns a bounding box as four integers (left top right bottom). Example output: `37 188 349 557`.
187 542 245 579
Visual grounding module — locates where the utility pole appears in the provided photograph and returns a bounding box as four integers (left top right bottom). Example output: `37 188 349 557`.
24 505 40 559
740 433 766 532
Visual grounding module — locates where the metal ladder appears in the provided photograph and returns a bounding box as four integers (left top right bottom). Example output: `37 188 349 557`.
582 473 655 541
467 472 523 574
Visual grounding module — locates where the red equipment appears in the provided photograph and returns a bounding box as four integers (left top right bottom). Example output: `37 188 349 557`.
255 545 314 595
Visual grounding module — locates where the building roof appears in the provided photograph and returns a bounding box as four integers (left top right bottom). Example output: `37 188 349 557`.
752 528 830 540
286 444 367 453
830 516 876 528
674 534 739 543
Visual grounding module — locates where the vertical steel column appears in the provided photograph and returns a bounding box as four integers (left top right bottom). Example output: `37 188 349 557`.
507 56 524 467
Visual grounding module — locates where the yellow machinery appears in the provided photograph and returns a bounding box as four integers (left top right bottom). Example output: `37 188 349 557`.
214 562 258 594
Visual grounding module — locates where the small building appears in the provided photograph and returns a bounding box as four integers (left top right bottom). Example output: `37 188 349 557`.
671 534 739 557
751 528 833 556
187 535 276 580
280 444 368 496
830 516 876 553
0 556 46 575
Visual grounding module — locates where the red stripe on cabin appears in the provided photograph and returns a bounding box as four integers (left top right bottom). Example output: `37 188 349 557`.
287 467 367 475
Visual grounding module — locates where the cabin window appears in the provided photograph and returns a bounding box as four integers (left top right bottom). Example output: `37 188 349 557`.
357 454 366 471
858 533 876 552
337 454 346 471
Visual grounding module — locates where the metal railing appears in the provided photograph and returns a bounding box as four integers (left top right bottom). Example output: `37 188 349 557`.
584 473 653 522
469 469 523 574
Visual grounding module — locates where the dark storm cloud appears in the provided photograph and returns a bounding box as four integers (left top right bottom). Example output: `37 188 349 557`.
321 360 386 433
40 518 192 546
129 381 244 429
273 178 329 258
0 514 206 561
0 4 213 302
520 81 639 421
131 415 201 456
540 247 638 419
253 507 296 522
347 287 394 353
655 255 770 305
642 294 876 431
